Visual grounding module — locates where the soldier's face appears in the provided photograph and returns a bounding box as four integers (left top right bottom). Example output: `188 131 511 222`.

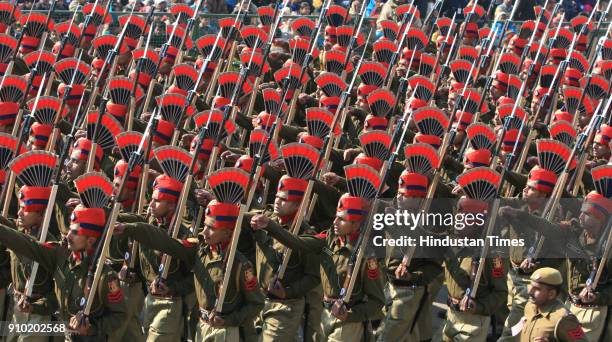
274 192 299 217
579 212 603 238
489 85 504 101
149 192 176 219
528 281 557 306
65 150 86 181
113 177 135 203
17 203 43 230
522 184 547 206
66 226 95 252
333 212 360 236
202 217 232 246
592 142 610 160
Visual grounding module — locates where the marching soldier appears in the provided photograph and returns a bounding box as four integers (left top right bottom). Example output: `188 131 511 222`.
114 167 265 341
3 151 59 342
251 164 386 341
0 173 128 340
439 168 508 342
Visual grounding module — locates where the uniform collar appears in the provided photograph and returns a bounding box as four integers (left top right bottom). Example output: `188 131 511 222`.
535 299 561 318
71 247 95 264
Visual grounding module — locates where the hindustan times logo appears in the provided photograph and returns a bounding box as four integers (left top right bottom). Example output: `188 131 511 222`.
371 210 486 231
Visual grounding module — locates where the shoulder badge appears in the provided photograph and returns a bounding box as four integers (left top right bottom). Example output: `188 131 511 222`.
243 263 257 291
106 273 124 304
567 326 585 340
492 256 504 278
367 258 379 280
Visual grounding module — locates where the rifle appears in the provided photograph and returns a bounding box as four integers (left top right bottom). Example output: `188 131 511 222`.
586 208 612 291
167 0 205 86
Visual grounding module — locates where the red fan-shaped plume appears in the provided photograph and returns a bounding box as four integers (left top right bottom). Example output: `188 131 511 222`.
367 89 395 117
166 25 193 50
464 4 485 18
207 167 249 204
373 39 397 66
326 5 347 27
23 51 55 74
554 28 573 49
498 53 520 74
132 48 160 75
379 20 399 41
335 25 355 48
91 35 130 60
240 49 266 76
170 3 194 27
171 63 198 94
240 25 267 50
536 139 574 173
315 72 346 98
404 143 440 174
156 93 195 127
118 14 147 42
0 2 20 30
406 28 427 51
116 131 147 162
196 35 226 60
54 57 89 84
193 110 237 142
459 89 485 114
54 21 81 47
538 65 556 88
592 165 612 198
419 53 435 77
518 21 535 38
397 4 420 21
549 120 576 147
154 146 194 182
597 60 612 79
478 27 491 42
324 50 351 74
568 51 588 73
466 123 496 151
281 142 319 179
360 130 391 160
497 104 526 130
581 75 609 101
408 75 435 101
248 129 279 163
507 75 522 100
86 112 122 152
457 167 500 201
413 107 449 137
292 18 315 38
563 87 588 115
218 71 253 99
344 164 381 199
450 59 476 85
83 3 110 25
570 15 594 33
274 63 308 90
602 39 612 60
0 75 27 102
0 34 16 63
290 37 319 66
258 6 275 26
219 17 242 39
109 77 144 106
27 96 68 124
262 88 285 117
436 17 453 36
0 133 23 176
73 172 113 209
306 107 339 138
21 12 53 38
358 61 386 87
458 45 478 63
9 150 56 187
534 6 551 24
